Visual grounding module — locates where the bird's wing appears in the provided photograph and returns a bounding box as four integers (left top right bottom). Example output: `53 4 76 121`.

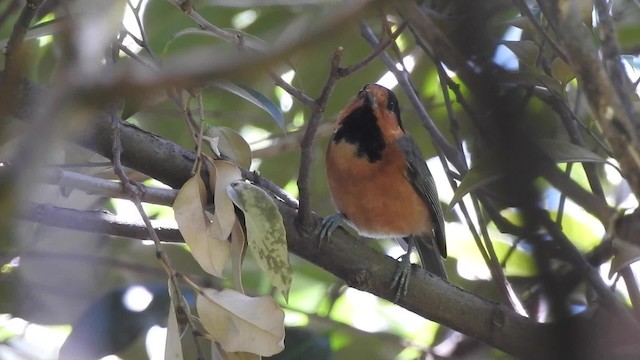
396 135 447 258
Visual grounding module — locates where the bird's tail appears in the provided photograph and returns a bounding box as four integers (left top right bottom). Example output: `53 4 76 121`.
412 234 448 280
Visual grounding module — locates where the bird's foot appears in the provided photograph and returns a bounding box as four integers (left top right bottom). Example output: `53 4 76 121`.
318 213 346 246
390 252 412 303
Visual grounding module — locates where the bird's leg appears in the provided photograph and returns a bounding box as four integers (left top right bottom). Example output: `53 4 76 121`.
318 213 346 245
390 237 415 302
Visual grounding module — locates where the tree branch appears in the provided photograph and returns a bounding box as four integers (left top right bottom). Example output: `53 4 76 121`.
45 168 178 207
296 48 343 228
18 202 182 242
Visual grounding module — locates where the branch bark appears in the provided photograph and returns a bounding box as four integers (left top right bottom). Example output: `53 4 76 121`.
18 202 183 242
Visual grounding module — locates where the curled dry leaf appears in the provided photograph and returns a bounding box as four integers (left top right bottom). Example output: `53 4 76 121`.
227 181 292 301
231 218 247 294
173 175 230 277
197 288 285 357
209 160 242 240
205 127 252 169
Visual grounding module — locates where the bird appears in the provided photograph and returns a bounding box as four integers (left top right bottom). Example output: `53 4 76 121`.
319 83 447 301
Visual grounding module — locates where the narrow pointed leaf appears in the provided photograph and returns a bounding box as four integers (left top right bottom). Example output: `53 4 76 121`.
449 158 502 210
215 82 285 131
537 139 607 164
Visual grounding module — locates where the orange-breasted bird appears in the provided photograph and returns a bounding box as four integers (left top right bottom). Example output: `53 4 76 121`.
320 83 447 301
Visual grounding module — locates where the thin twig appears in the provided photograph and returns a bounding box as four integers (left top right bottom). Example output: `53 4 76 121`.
268 70 316 109
337 22 407 78
126 0 155 57
251 122 334 159
621 268 640 321
18 202 183 242
241 168 299 208
46 168 178 206
472 196 528 316
435 63 464 154
117 43 157 69
296 48 343 228
166 0 239 44
556 162 572 225
111 117 206 360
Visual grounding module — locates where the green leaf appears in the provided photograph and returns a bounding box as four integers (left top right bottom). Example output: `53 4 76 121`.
215 82 286 131
618 23 640 51
550 57 575 85
501 71 563 94
502 40 539 67
448 157 502 210
227 181 292 301
205 127 252 168
505 16 536 33
537 139 607 164
450 139 611 209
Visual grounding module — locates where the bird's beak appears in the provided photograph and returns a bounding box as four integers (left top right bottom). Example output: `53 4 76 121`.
362 90 377 110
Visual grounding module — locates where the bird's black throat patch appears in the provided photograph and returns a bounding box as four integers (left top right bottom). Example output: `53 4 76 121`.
333 106 385 162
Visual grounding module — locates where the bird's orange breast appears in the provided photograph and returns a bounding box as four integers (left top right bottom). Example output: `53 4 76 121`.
325 141 433 238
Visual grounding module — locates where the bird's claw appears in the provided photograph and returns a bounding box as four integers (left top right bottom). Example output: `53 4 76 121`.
318 213 345 246
390 252 412 303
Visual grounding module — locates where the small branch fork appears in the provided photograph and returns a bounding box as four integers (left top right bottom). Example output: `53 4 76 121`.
296 48 343 228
